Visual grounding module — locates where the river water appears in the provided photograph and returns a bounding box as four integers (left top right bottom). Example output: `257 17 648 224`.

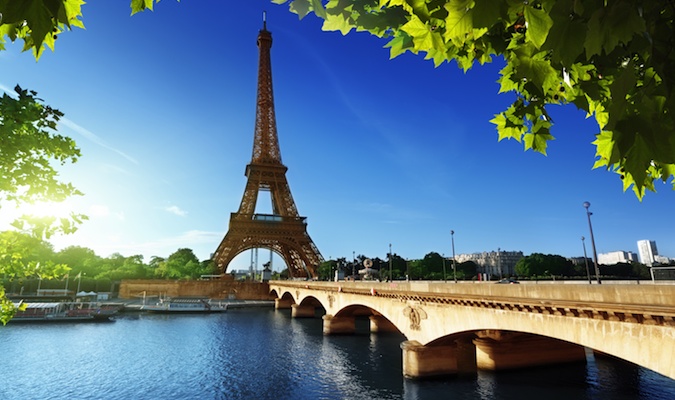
1 308 673 400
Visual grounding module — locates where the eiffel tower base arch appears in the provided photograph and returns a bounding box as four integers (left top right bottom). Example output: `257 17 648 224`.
213 215 323 278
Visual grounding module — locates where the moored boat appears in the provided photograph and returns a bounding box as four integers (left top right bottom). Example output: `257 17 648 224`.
8 301 118 323
141 297 228 313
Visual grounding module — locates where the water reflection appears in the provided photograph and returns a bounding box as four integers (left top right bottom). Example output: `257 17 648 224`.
0 310 673 400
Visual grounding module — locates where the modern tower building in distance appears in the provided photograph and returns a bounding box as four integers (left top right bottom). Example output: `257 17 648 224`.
637 240 659 266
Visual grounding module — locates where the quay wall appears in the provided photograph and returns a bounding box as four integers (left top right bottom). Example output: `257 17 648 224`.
119 278 274 300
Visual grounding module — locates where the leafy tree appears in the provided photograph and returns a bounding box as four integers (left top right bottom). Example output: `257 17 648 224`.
275 0 674 199
420 252 445 275
456 260 477 280
198 259 219 278
54 246 102 277
631 262 651 279
407 259 423 280
0 231 68 324
155 248 201 279
317 260 334 281
515 252 575 277
387 253 407 279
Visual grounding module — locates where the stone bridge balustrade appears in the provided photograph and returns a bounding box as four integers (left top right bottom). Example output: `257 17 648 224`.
269 280 675 380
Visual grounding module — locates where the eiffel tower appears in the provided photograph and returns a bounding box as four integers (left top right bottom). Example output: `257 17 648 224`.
213 21 323 279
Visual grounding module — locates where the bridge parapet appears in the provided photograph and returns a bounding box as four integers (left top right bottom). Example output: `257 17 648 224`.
271 280 675 326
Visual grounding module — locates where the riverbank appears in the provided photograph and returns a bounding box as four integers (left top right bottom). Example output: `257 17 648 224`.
119 298 275 312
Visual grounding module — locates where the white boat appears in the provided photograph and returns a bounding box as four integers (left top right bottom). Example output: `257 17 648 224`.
8 302 118 323
141 297 228 313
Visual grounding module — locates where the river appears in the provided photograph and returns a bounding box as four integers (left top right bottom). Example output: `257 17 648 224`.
1 308 673 399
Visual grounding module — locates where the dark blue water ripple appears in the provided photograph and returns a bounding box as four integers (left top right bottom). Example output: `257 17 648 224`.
1 309 673 400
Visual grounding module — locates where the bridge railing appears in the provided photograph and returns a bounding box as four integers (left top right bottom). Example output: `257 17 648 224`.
270 280 675 325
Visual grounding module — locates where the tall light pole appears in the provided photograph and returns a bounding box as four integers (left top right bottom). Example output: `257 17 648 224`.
498 247 502 279
389 243 393 282
581 236 592 284
583 201 602 284
352 251 356 280
442 254 447 282
451 230 457 283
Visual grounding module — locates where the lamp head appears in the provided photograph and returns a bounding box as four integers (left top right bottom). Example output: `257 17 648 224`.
583 201 590 209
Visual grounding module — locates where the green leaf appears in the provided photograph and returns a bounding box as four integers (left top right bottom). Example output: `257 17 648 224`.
584 8 604 58
524 5 553 49
601 1 645 54
322 12 353 34
130 0 154 15
510 44 558 94
384 33 415 59
592 130 619 169
472 0 503 29
400 14 435 52
584 1 646 57
288 0 313 19
661 164 675 187
491 113 525 142
443 0 473 46
543 18 585 66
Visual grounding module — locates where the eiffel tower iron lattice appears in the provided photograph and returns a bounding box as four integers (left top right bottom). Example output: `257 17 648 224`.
213 23 323 278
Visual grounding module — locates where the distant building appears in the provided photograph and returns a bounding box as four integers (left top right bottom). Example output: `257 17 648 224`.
569 257 591 267
455 250 523 277
598 251 637 265
655 255 672 265
637 240 659 266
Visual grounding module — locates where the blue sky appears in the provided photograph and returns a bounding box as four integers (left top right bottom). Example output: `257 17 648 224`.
1 1 673 270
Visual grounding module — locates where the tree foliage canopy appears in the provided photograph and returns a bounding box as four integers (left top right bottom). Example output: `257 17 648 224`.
0 85 86 238
273 0 675 199
514 252 575 276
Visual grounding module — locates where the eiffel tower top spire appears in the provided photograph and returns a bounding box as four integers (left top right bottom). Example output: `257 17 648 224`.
251 15 281 165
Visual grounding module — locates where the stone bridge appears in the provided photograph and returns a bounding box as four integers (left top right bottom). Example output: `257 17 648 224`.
269 280 675 380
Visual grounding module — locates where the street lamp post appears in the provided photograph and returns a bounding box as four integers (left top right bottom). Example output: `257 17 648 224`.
498 247 502 279
451 230 457 283
352 251 356 280
581 236 592 284
583 201 602 284
388 243 393 282
442 254 447 282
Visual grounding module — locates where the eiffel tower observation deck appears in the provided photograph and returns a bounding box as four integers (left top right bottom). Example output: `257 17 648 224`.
213 19 323 278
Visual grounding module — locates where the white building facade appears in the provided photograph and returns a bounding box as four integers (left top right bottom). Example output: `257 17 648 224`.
598 251 637 265
637 240 659 266
455 250 524 277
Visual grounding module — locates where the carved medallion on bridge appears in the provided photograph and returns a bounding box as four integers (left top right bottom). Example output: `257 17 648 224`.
403 305 427 331
295 290 300 300
328 294 335 308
